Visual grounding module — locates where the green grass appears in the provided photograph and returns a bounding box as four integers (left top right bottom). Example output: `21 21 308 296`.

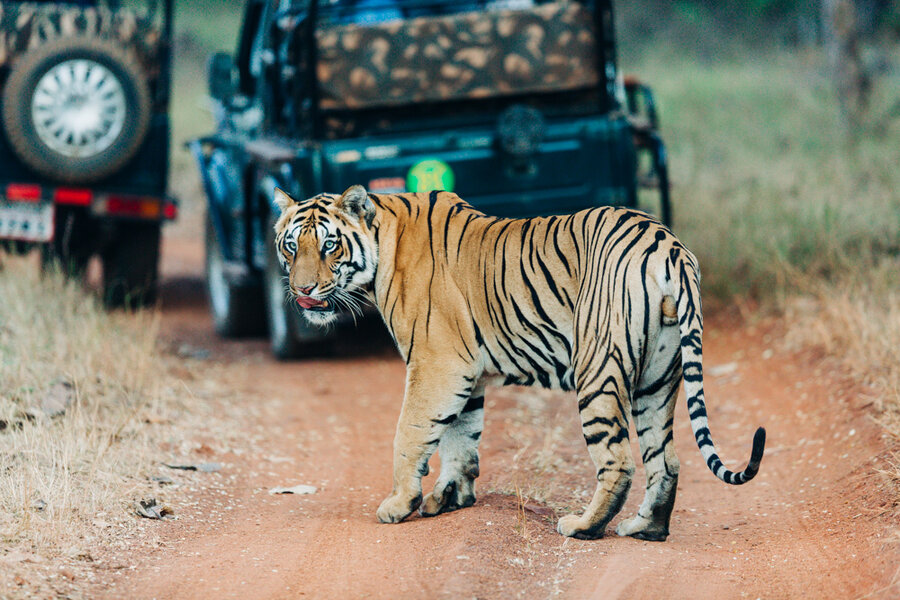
175 0 244 53
168 1 245 211
633 52 900 298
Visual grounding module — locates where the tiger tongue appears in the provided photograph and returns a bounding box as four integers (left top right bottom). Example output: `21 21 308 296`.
296 296 327 309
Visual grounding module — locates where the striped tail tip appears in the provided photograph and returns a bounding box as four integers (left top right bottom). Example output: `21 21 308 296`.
744 427 766 479
704 426 766 485
731 426 766 485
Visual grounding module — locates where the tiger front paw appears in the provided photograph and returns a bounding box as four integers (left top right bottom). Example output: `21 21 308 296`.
419 478 476 517
556 514 605 540
376 492 422 524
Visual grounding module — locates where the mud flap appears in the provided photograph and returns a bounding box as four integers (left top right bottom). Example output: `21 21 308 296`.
188 138 246 276
625 80 673 227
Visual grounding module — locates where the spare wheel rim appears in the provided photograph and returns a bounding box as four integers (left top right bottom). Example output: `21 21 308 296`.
31 58 127 158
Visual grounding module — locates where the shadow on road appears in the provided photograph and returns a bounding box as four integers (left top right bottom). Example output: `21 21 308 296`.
158 274 206 310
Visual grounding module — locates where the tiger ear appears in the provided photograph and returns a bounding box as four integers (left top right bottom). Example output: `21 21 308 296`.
338 185 375 227
274 188 296 213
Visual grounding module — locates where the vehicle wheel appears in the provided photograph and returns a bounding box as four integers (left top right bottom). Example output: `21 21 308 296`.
2 36 152 184
101 221 160 309
204 212 266 337
264 224 329 360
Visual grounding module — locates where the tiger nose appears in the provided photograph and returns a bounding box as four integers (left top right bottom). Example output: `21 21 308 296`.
297 285 315 295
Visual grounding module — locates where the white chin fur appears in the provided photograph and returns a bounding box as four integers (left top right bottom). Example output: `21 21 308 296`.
302 310 338 326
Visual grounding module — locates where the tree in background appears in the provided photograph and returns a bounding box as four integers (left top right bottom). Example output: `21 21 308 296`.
822 0 871 132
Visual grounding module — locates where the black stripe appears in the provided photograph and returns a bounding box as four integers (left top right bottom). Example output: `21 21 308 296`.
462 396 484 413
394 194 411 213
425 192 438 333
456 213 477 258
442 201 453 257
584 431 609 445
406 319 416 364
689 403 707 420
641 430 673 463
695 426 713 448
583 416 617 428
608 427 629 445
431 414 457 425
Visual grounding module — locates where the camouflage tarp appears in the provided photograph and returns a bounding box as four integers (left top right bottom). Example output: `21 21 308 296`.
316 1 598 110
0 3 162 78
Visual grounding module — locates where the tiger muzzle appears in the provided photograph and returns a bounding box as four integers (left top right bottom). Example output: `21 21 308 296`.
296 295 334 312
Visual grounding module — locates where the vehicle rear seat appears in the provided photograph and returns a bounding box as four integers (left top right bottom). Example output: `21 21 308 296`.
316 1 599 110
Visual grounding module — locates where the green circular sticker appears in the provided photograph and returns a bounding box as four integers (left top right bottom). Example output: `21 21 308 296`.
407 159 455 193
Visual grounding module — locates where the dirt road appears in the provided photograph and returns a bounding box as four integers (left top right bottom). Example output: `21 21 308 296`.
104 221 898 599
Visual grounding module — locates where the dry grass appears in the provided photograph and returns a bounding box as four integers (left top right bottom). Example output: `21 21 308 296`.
0 257 189 596
783 261 900 507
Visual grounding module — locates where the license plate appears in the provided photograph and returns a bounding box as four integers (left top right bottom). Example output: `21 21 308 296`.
0 200 54 242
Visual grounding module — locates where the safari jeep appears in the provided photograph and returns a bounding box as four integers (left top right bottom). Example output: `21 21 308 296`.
192 0 671 358
0 0 175 307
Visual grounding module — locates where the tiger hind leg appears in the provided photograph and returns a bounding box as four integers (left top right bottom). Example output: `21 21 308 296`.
616 331 682 541
557 359 635 539
420 390 485 517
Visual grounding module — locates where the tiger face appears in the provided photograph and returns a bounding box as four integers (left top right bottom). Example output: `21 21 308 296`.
273 186 378 325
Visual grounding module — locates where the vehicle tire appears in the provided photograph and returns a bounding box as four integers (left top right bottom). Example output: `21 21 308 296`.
1 240 32 256
1 36 152 184
40 209 93 277
204 211 266 337
264 223 329 360
101 221 160 309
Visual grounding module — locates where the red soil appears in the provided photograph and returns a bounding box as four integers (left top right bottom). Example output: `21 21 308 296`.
101 222 898 600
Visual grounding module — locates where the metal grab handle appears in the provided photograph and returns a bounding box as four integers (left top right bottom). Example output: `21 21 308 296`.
630 127 672 227
187 139 235 262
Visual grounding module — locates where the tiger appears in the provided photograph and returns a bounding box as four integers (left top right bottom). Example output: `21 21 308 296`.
273 185 766 541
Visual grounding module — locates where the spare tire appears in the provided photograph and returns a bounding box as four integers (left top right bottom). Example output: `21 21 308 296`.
1 36 152 184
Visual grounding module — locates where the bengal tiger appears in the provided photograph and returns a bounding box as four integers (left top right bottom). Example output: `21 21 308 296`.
273 185 765 541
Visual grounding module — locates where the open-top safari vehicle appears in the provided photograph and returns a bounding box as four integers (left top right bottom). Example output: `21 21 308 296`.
0 0 176 307
192 0 671 358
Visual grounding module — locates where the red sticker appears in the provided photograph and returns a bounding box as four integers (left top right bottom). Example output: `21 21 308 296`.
368 177 406 194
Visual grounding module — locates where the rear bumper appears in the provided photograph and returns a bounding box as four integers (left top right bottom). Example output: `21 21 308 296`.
2 183 176 220
0 186 176 246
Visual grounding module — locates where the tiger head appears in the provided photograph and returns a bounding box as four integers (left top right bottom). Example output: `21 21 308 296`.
273 185 378 326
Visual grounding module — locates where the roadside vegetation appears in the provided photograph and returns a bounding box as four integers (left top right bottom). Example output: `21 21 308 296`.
0 8 244 593
0 260 173 595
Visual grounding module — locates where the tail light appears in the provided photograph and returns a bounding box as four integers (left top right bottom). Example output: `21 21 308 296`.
54 188 93 206
6 183 41 202
2 184 176 222
162 199 178 220
96 195 162 219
